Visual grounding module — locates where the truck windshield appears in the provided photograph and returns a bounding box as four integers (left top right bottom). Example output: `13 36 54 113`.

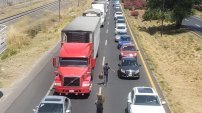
38 103 63 113
60 58 88 67
66 31 89 43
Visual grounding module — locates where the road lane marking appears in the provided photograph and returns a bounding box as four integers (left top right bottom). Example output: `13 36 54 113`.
46 82 54 96
185 19 189 21
195 24 201 27
108 21 109 25
105 40 108 46
102 56 105 66
106 28 109 34
121 6 157 91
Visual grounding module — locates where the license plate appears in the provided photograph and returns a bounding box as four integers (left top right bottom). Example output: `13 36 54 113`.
129 73 132 76
69 90 74 92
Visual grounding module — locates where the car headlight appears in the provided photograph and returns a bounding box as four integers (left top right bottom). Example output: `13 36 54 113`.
121 69 125 73
135 69 140 74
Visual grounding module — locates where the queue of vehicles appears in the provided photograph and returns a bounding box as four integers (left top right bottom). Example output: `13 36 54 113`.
33 0 167 113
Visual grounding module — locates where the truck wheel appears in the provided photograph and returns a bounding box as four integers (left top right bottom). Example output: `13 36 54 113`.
91 69 94 81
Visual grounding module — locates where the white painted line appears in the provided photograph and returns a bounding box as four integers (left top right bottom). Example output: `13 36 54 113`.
106 29 109 33
105 40 108 46
98 87 102 95
102 56 105 66
46 82 54 96
195 24 201 27
108 21 109 25
185 19 189 21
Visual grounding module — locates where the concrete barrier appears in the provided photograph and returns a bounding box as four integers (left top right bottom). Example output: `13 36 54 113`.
0 24 7 54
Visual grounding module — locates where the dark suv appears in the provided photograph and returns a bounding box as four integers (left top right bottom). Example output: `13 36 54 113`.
118 57 141 79
33 96 71 113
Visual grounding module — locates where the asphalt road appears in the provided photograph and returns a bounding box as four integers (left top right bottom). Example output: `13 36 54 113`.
182 16 202 36
0 1 171 113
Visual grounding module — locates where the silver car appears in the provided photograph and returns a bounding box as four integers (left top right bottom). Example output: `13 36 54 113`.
33 96 72 113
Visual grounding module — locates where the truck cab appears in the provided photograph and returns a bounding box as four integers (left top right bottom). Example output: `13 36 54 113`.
53 43 95 96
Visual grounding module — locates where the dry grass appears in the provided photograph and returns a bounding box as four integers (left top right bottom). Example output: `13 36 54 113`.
0 0 56 19
124 9 202 113
0 0 92 88
194 9 202 19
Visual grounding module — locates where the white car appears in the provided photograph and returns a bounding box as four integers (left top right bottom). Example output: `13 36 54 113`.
114 12 123 20
115 24 127 34
115 19 126 26
127 87 166 113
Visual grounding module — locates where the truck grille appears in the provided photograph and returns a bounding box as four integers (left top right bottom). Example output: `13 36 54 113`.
64 77 80 86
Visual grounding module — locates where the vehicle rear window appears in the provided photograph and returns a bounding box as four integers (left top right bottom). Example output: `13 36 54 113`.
134 95 160 106
122 46 136 51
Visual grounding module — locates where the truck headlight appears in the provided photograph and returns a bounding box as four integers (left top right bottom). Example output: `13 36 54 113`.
54 82 61 86
121 69 125 73
82 83 90 87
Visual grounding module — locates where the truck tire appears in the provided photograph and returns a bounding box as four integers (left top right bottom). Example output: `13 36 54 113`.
91 69 94 81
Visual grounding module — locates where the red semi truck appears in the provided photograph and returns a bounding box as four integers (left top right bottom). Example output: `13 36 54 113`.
53 16 100 96
53 43 95 96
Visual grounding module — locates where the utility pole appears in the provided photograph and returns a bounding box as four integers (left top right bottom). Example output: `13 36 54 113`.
59 0 61 22
161 0 165 37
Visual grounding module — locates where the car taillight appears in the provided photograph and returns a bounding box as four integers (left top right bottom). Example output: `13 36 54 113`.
54 82 61 86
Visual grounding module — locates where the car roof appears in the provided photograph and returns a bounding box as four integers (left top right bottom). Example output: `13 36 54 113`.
133 87 157 96
41 96 66 104
116 24 126 27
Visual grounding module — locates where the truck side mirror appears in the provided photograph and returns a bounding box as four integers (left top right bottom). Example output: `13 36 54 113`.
91 59 96 68
53 57 58 68
54 71 59 76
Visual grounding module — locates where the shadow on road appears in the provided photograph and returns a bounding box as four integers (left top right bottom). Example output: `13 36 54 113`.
0 91 3 99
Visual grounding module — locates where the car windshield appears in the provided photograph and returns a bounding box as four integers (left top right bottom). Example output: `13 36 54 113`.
122 46 136 51
117 32 127 35
117 20 125 23
116 12 122 15
121 59 137 66
60 58 88 67
134 95 160 106
38 103 63 113
117 16 124 19
120 36 131 41
117 26 125 29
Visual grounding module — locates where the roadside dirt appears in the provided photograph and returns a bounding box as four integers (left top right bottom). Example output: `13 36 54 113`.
0 0 92 94
125 9 202 113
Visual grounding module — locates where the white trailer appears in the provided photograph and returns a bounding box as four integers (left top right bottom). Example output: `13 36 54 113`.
0 24 7 54
61 16 101 59
91 1 108 27
82 9 103 27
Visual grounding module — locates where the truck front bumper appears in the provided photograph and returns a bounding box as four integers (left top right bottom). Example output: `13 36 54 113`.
54 85 91 95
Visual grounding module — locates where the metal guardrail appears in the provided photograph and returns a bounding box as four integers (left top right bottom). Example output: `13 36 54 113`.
0 24 7 54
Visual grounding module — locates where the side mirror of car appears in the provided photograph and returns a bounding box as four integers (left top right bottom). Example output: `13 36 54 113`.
66 110 71 113
161 101 166 105
32 109 36 112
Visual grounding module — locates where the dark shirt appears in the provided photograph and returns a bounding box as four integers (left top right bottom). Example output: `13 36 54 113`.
103 65 110 75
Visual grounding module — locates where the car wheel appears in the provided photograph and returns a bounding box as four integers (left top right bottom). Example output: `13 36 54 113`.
118 71 123 79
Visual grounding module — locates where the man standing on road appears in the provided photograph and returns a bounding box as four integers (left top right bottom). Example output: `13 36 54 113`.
103 63 115 86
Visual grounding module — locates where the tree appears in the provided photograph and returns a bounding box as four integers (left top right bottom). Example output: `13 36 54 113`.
143 0 202 28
